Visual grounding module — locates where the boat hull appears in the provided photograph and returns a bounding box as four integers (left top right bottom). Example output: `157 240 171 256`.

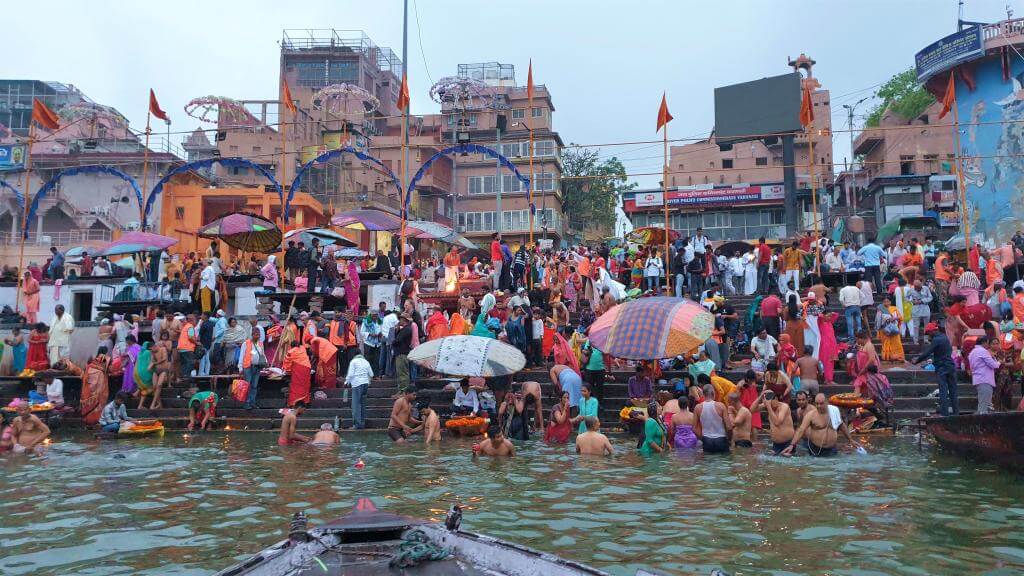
923 411 1024 471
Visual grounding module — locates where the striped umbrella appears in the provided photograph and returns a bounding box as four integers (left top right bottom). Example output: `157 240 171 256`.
407 335 526 377
587 297 714 360
99 232 178 257
330 209 402 231
198 211 282 253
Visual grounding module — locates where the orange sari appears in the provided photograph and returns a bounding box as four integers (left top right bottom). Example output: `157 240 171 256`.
81 355 110 425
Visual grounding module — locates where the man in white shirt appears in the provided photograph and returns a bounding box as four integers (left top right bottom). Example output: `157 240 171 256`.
824 246 844 273
691 227 712 258
345 352 374 429
838 282 863 342
200 260 217 314
728 252 745 296
47 304 75 366
509 287 530 309
379 308 400 377
452 378 480 415
750 329 778 364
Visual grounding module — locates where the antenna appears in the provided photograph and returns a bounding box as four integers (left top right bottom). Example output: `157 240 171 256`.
1008 3 1014 19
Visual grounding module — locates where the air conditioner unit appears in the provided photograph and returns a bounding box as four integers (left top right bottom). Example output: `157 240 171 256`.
40 235 52 245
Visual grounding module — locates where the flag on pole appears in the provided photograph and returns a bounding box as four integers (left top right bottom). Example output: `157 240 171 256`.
396 73 410 112
799 83 815 127
149 89 170 123
938 71 956 120
527 60 534 101
656 92 673 132
281 79 297 115
31 98 60 130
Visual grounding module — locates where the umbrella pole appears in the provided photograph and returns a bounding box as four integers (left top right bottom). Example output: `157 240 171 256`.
272 293 299 367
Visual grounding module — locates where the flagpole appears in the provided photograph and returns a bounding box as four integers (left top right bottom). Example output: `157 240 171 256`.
950 72 971 254
662 121 670 296
141 109 152 226
399 0 409 283
809 113 820 278
14 124 36 315
279 103 288 228
528 62 535 248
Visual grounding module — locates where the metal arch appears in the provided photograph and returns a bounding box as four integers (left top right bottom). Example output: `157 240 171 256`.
406 144 532 218
142 157 284 229
0 179 25 210
23 166 143 239
284 146 401 222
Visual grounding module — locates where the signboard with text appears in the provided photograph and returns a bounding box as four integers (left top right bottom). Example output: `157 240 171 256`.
629 184 785 210
915 25 984 82
0 145 25 172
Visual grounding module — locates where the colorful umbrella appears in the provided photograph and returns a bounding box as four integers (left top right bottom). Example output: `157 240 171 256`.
331 209 402 231
197 211 282 254
99 232 177 257
587 297 714 360
283 227 356 248
406 220 478 249
407 335 526 377
626 226 680 246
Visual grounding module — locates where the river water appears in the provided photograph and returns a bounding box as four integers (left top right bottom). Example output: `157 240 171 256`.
0 432 1022 576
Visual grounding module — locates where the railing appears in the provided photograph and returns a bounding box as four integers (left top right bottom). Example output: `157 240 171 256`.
0 229 112 247
982 18 1024 41
99 281 178 304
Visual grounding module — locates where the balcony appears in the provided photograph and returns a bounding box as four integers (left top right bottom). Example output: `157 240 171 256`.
853 127 885 156
0 229 112 248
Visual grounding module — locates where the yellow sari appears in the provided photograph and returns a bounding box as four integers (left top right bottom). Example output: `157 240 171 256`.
878 305 905 361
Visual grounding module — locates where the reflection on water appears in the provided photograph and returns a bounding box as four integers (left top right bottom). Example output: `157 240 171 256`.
1 432 1023 575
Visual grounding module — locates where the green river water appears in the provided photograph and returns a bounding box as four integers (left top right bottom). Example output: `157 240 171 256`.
1 432 1022 576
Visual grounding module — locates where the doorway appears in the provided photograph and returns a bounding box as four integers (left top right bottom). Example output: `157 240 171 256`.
73 291 93 323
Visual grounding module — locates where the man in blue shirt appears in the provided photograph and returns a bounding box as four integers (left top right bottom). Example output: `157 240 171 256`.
857 237 886 294
912 323 957 416
47 246 65 279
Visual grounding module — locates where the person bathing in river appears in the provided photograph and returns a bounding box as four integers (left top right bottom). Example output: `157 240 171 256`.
474 425 515 457
783 393 861 457
387 388 421 443
278 402 310 445
693 383 733 454
419 399 440 443
728 392 753 448
11 400 50 454
310 423 340 446
575 416 614 456
187 390 218 431
749 389 794 455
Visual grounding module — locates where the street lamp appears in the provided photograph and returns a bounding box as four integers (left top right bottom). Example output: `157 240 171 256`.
842 96 870 209
511 121 548 240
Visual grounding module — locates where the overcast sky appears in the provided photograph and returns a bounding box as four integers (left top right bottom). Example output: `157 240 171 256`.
6 0 1015 188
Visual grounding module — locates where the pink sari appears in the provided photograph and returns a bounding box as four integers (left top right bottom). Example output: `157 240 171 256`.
817 312 839 382
344 261 361 312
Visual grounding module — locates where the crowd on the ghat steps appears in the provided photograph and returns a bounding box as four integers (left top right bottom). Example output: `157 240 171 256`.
4 227 1024 457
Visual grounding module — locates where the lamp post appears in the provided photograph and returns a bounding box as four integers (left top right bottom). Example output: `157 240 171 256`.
842 96 870 209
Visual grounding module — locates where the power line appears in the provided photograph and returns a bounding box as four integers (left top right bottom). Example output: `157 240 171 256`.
411 0 434 86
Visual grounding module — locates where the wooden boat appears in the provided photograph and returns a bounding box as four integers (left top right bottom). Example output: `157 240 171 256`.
213 500 645 576
922 411 1024 471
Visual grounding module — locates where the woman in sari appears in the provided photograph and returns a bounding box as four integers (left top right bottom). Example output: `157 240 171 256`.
5 328 26 376
544 391 572 444
817 311 840 385
803 292 823 358
97 318 114 355
448 312 469 336
22 271 40 324
80 348 110 426
877 297 905 361
849 332 881 395
283 341 312 406
782 294 805 353
121 334 142 394
310 336 338 390
564 266 580 313
134 342 154 409
945 294 970 349
26 323 50 371
344 259 361 313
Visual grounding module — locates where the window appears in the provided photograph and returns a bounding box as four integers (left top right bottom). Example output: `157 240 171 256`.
755 157 767 166
512 108 525 119
483 212 494 231
533 140 555 157
229 145 239 153
230 166 249 176
536 172 556 191
531 107 544 118
252 146 262 153
175 206 185 220
447 113 478 127
501 142 526 157
722 159 734 169
900 155 915 176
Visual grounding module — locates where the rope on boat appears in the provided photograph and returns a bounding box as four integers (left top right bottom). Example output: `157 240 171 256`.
388 528 452 568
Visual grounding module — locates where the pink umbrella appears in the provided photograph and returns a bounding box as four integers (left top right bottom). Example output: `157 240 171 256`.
587 297 714 360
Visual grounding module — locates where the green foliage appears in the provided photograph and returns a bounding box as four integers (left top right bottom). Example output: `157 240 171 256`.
560 146 636 234
864 68 936 127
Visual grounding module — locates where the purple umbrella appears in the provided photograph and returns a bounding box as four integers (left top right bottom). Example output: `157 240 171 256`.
197 211 281 253
330 209 402 231
99 232 178 257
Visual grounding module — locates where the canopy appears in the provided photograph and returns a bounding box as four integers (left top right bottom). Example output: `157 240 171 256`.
587 297 714 360
198 211 282 254
283 227 356 248
626 226 680 246
407 335 526 377
406 220 478 249
331 247 368 259
99 232 177 257
331 209 402 231
943 232 986 252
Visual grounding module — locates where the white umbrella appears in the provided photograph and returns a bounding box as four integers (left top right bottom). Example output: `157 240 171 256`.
407 335 526 377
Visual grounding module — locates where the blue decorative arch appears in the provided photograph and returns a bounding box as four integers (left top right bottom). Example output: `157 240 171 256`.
407 144 532 218
23 166 143 239
284 146 401 222
0 179 24 210
142 157 283 229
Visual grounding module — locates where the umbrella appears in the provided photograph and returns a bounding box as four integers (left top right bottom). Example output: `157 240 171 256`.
407 335 526 377
943 232 985 252
112 256 135 270
197 211 282 254
331 208 402 231
99 232 177 257
283 227 356 248
406 220 478 249
331 247 368 259
626 226 680 246
587 297 714 360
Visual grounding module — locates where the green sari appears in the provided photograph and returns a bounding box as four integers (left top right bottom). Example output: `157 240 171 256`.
134 343 154 393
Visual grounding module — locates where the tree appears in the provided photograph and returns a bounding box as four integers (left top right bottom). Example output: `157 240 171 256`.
864 68 936 127
560 146 636 237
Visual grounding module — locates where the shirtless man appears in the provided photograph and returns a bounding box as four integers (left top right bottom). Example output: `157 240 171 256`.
475 426 515 457
419 400 440 443
387 389 422 443
11 402 50 454
575 416 614 456
794 346 823 398
793 390 811 422
727 392 753 448
599 286 616 315
783 393 860 457
278 402 310 445
310 423 340 445
517 377 544 430
458 289 476 320
749 389 795 454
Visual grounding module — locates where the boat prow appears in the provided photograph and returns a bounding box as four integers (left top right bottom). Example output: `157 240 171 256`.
922 411 1024 472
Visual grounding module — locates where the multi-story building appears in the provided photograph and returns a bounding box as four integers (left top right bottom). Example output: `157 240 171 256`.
627 54 834 240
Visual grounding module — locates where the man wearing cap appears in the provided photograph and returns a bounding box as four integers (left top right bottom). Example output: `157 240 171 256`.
912 322 958 416
510 287 530 309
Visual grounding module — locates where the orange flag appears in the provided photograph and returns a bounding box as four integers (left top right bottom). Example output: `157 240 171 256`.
281 79 297 115
938 71 956 120
31 98 60 130
527 59 534 101
149 89 170 123
656 92 673 132
799 83 815 127
396 72 410 112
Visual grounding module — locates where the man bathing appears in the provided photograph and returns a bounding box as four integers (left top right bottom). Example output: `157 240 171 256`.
278 402 310 445
575 416 614 456
475 426 515 457
419 399 440 443
387 388 422 443
728 392 753 448
693 383 733 454
310 423 340 445
11 401 50 454
749 389 795 455
782 393 860 457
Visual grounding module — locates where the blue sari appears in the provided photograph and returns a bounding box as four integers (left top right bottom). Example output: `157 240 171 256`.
11 340 26 374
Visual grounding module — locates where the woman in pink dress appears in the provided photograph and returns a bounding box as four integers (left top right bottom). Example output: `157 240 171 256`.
817 311 840 384
344 259 361 313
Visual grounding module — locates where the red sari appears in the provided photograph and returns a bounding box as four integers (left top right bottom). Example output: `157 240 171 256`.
282 346 312 406
81 355 110 425
543 404 572 444
27 330 49 371
817 312 840 383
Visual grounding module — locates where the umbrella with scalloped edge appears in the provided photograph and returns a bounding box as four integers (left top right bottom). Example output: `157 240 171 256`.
198 211 282 254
